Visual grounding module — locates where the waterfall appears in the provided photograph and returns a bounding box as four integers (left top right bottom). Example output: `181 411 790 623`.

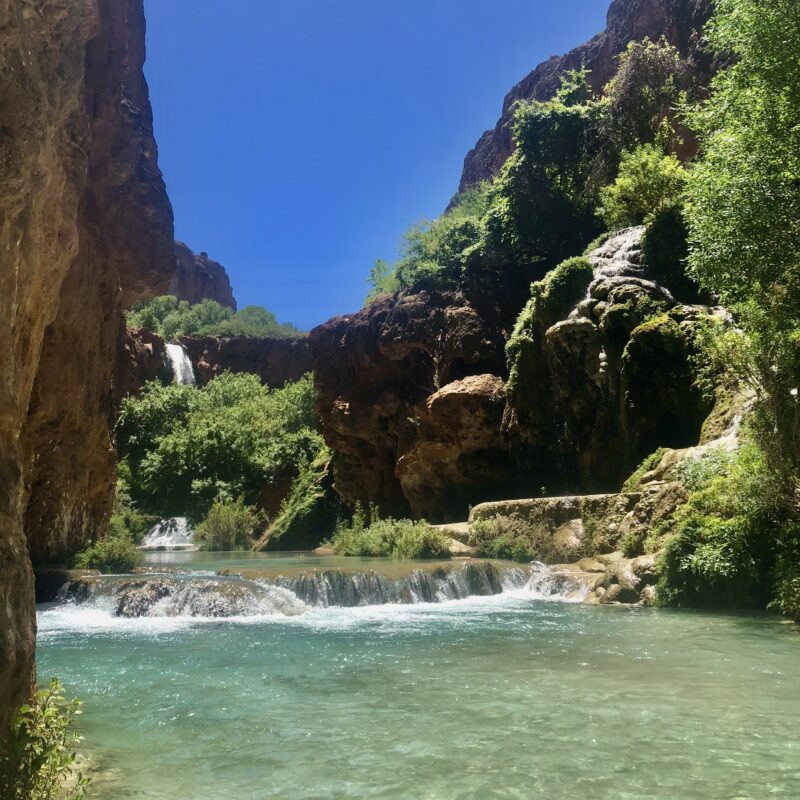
165 342 196 385
139 518 196 550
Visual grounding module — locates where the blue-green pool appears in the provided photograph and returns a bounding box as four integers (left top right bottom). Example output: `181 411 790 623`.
37 557 800 799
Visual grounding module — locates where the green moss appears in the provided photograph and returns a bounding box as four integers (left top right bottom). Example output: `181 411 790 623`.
622 447 668 492
505 256 594 414
469 514 561 563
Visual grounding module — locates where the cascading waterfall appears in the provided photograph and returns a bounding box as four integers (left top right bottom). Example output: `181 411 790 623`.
165 342 196 385
48 561 589 621
139 517 196 550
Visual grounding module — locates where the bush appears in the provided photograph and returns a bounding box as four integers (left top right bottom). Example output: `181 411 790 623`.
329 507 451 559
73 533 142 574
194 497 264 551
598 143 687 229
0 680 88 800
656 443 780 608
127 295 301 339
469 515 561 563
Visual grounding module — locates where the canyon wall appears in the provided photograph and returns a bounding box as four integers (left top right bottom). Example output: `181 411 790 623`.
458 0 713 192
310 230 715 522
0 0 174 737
171 242 237 309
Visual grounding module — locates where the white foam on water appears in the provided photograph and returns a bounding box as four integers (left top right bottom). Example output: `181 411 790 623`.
139 517 196 551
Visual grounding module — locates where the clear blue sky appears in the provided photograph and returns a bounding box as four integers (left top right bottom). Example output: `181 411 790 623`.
144 0 610 330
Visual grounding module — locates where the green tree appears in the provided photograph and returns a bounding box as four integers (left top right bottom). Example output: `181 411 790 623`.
598 143 687 229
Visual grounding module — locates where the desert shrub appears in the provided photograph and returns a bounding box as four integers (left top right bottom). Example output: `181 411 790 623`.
194 497 264 551
469 515 561 563
622 447 667 492
598 143 686 229
73 532 142 574
330 507 451 559
0 680 88 800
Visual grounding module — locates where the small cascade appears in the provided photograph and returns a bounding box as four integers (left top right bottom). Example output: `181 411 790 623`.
525 562 596 602
139 518 196 551
165 342 196 385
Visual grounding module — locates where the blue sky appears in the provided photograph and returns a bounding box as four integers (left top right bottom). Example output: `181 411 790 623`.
144 0 610 330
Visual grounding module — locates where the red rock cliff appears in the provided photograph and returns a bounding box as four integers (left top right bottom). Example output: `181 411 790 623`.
171 241 237 309
458 0 713 192
0 0 174 738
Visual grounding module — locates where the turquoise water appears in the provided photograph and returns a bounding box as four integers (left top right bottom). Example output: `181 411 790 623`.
38 560 800 800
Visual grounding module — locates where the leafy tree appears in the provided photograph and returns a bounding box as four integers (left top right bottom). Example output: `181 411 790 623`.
116 372 324 520
127 296 301 339
194 497 264 551
603 37 695 154
598 143 687 229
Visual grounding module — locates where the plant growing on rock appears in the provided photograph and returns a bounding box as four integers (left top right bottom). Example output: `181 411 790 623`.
194 497 264 551
0 680 88 800
598 143 687 230
73 532 142 574
330 506 451 559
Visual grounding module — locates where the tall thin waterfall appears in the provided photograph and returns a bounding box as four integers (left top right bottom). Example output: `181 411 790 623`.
165 343 196 385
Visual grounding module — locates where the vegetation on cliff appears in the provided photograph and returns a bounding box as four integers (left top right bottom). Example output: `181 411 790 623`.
127 295 301 339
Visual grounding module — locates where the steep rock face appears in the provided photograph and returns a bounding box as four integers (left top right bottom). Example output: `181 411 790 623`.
505 227 717 491
179 334 312 388
0 0 174 735
171 242 237 309
459 0 713 191
310 290 520 520
116 327 169 400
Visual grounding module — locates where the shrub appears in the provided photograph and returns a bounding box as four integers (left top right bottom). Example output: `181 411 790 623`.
194 497 264 551
73 533 142 574
656 443 780 608
469 515 561 563
598 143 687 229
0 679 88 800
330 507 451 559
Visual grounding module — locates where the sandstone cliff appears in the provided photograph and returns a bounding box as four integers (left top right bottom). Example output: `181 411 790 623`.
458 0 713 192
0 0 174 737
171 241 237 309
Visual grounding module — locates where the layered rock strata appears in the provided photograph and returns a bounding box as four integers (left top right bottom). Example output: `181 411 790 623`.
0 0 174 736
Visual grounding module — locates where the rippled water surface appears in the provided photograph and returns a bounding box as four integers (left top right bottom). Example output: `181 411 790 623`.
37 558 800 800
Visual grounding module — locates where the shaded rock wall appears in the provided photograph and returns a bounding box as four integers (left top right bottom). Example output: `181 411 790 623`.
179 334 312 388
0 0 174 736
458 0 713 192
171 241 237 310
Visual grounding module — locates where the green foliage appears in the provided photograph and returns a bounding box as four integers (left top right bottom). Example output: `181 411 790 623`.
598 144 687 229
656 443 781 608
73 531 142 574
127 295 301 339
116 372 324 520
603 37 694 153
365 259 399 304
194 497 264 551
673 447 733 492
260 449 342 550
109 479 155 544
330 505 451 559
622 447 667 492
505 257 594 416
0 680 88 800
685 0 800 317
469 515 547 562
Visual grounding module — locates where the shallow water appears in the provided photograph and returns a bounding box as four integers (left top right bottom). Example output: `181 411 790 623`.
38 557 800 800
